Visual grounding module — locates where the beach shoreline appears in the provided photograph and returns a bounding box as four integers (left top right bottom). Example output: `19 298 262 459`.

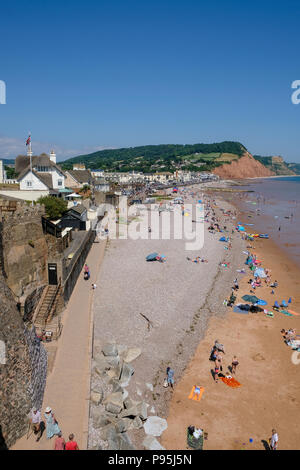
161 188 300 450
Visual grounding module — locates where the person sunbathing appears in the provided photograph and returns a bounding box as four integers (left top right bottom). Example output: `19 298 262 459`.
281 328 296 341
192 385 202 399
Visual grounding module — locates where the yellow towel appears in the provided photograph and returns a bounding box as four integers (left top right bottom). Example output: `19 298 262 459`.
188 386 205 401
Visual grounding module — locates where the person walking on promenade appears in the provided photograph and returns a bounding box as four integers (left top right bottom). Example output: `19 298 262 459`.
44 407 61 440
166 367 175 389
270 429 279 450
231 356 239 374
65 433 79 450
53 432 65 450
29 408 42 442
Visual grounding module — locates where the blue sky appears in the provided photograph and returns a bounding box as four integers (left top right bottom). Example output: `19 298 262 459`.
1 0 300 162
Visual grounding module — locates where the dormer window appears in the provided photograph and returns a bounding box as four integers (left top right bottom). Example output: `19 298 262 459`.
35 166 50 172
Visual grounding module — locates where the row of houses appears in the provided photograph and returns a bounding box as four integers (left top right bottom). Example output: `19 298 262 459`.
1 154 219 201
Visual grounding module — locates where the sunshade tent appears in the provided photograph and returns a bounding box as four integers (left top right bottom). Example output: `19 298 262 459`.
219 237 228 242
66 192 82 198
146 252 159 261
242 294 260 304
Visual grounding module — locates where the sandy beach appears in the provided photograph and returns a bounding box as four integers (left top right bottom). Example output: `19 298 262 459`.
89 188 245 448
161 200 300 450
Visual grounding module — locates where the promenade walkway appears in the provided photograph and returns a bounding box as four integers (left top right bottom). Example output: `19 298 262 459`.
12 240 106 450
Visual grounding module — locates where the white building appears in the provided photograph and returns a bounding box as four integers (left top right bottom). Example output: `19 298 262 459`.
16 151 66 192
0 160 4 183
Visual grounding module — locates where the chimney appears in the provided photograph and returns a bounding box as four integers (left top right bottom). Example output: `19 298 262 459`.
50 150 56 164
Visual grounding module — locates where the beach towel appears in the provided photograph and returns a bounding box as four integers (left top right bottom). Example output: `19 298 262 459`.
265 311 274 317
286 310 300 316
280 310 293 317
221 377 241 388
188 386 205 401
233 307 249 314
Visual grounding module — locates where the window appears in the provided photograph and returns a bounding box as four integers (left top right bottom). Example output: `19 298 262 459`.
26 181 32 187
58 179 62 186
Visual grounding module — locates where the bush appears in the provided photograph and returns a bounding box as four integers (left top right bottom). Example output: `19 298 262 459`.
37 196 68 219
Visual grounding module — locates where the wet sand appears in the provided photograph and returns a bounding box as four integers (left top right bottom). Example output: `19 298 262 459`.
161 224 300 450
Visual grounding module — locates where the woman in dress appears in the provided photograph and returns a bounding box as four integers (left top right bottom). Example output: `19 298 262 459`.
44 407 61 439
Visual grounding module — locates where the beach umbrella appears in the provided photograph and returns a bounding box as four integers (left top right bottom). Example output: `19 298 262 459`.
281 300 288 308
242 295 260 304
274 301 280 308
146 252 159 261
257 299 267 306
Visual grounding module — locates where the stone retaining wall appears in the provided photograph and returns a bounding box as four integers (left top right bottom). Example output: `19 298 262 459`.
0 276 47 448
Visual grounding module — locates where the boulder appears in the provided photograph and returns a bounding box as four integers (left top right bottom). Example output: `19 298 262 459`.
144 416 168 436
94 353 110 371
132 416 143 429
99 423 118 441
114 418 132 433
104 392 124 410
119 405 138 419
93 413 110 429
143 435 165 450
105 402 123 415
106 367 121 380
123 348 142 363
90 391 102 405
116 344 127 356
124 397 139 409
109 379 123 393
105 355 120 367
146 383 154 392
118 432 136 450
120 363 134 387
102 343 118 357
136 402 148 420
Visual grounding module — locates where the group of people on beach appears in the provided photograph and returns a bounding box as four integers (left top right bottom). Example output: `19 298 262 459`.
210 340 239 383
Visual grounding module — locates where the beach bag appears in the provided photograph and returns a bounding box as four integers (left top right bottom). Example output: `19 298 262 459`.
163 378 168 388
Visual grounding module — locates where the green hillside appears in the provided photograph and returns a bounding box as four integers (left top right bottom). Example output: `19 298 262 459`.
61 141 247 173
286 162 300 175
253 155 296 175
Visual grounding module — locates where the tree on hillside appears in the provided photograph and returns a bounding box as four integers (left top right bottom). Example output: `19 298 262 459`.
37 196 68 219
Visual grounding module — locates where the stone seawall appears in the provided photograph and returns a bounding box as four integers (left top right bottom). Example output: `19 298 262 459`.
0 275 47 448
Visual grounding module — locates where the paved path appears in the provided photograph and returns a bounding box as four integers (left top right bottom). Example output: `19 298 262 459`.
12 240 106 450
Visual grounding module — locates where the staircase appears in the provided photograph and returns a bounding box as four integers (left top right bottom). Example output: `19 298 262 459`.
33 283 63 340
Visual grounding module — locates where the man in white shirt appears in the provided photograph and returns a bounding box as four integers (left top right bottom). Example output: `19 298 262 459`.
30 408 42 441
270 429 278 450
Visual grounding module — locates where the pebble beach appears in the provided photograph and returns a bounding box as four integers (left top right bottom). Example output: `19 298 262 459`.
89 187 246 449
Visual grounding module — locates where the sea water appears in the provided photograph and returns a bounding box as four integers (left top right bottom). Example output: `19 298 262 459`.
234 176 300 268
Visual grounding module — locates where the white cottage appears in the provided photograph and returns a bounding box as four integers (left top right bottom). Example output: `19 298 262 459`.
16 151 66 192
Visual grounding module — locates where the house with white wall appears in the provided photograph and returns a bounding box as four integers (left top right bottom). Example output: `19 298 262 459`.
17 151 66 192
